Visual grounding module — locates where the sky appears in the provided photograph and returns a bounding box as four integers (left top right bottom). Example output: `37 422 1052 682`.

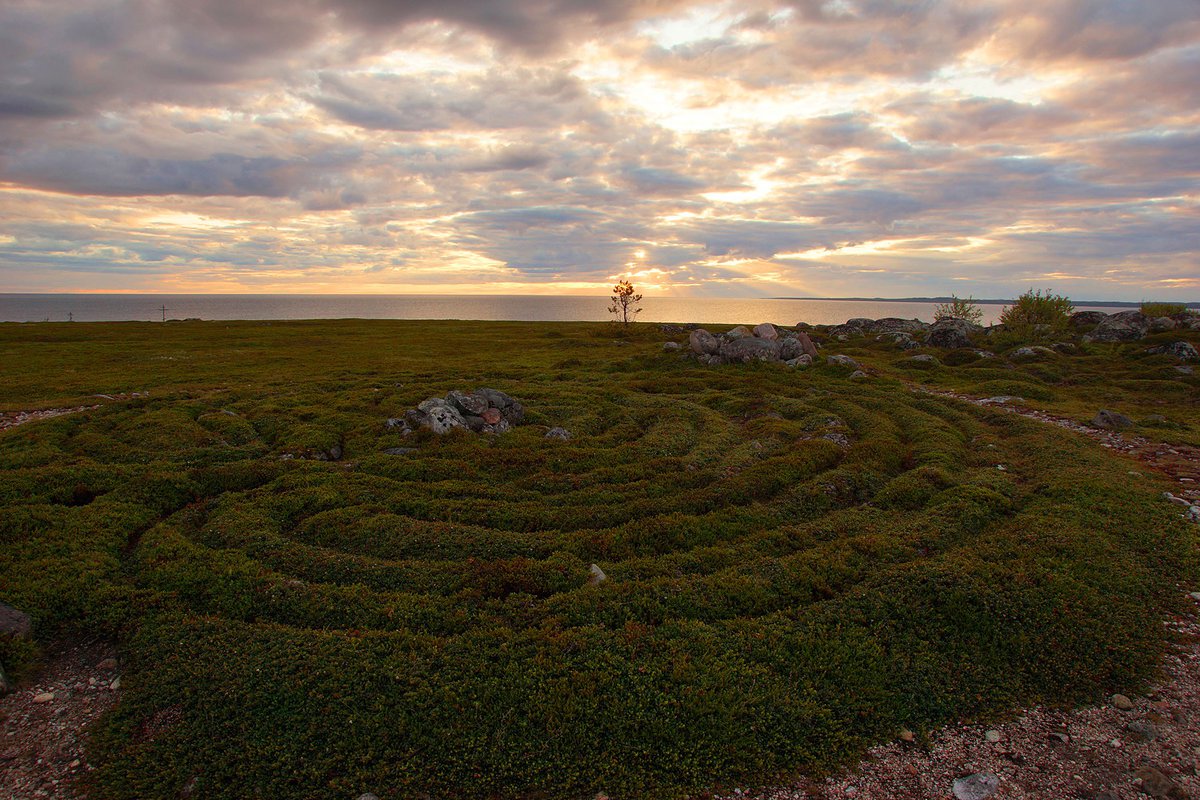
0 0 1197 300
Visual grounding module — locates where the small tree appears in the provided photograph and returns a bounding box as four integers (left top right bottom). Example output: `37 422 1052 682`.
999 288 1074 328
608 280 643 329
933 295 984 325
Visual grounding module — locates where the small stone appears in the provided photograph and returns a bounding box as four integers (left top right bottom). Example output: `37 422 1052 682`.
69 759 80 769
588 564 607 585
899 728 915 742
97 658 118 670
1047 732 1070 743
357 794 380 800
662 341 682 351
545 427 572 441
33 692 54 703
1111 693 1135 711
985 729 1001 743
952 772 999 800
849 370 868 379
382 447 418 456
481 408 503 425
1092 409 1134 431
110 677 121 690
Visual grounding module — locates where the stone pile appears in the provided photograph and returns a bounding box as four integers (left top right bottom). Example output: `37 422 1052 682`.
388 388 524 435
1080 310 1200 342
686 323 819 367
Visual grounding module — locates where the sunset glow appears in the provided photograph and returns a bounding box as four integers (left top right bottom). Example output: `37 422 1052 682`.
1 0 1198 298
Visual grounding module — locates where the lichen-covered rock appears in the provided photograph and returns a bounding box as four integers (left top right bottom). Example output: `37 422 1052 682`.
927 318 980 349
545 427 572 440
1069 310 1108 329
826 354 860 369
1092 409 1134 430
876 331 921 350
1008 346 1055 361
0 602 32 639
719 337 782 363
688 329 721 355
900 354 940 368
1146 341 1199 361
869 318 929 334
1085 312 1148 342
725 325 753 339
785 354 813 368
1148 316 1177 332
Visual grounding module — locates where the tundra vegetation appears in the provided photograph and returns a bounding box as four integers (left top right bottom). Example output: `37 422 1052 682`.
0 315 1197 799
933 295 984 325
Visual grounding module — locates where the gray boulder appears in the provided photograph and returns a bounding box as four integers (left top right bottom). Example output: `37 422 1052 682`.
545 427 572 440
870 317 929 334
688 329 720 355
1069 310 1108 328
1148 316 1177 332
785 355 813 368
826 354 860 369
1008 346 1054 361
876 331 921 350
662 341 682 352
1092 409 1134 430
1146 341 1199 361
426 404 468 434
725 325 752 339
1085 312 1148 342
927 318 980 349
779 337 803 360
447 390 488 416
900 354 940 368
720 337 782 363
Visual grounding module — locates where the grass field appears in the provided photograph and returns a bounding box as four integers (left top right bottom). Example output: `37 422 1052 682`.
1 317 1198 799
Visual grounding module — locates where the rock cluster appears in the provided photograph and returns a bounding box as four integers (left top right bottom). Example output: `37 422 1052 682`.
686 323 819 367
1080 310 1200 342
388 388 524 435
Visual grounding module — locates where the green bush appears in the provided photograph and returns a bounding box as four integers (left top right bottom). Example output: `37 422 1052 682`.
999 289 1074 334
1140 301 1187 317
933 296 984 325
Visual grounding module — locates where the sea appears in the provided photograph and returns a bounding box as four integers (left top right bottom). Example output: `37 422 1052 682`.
0 294 1133 327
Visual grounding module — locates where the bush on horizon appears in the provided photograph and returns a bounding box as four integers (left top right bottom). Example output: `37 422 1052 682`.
998 288 1074 339
933 295 984 325
1141 301 1187 317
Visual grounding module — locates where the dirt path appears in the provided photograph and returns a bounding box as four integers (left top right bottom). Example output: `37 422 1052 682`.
0 639 121 799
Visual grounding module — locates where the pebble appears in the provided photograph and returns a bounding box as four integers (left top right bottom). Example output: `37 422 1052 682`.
984 729 1001 743
109 677 121 690
899 729 915 742
1111 693 1135 711
96 658 118 670
32 692 54 704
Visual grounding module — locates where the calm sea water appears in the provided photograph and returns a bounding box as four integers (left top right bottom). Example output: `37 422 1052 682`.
0 294 1128 327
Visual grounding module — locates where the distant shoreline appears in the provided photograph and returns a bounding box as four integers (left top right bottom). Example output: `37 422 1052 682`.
770 296 1200 308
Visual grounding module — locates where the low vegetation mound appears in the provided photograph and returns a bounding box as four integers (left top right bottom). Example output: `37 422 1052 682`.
0 319 1196 799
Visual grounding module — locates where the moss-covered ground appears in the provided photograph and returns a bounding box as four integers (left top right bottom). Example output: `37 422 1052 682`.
0 318 1197 799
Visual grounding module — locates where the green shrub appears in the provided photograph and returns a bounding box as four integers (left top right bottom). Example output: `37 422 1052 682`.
1140 301 1187 317
933 296 984 325
999 289 1074 333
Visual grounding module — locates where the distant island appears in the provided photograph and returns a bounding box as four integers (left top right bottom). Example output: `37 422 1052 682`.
771 296 1200 308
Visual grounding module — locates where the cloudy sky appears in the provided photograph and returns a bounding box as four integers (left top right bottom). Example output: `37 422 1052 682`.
1 0 1197 299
